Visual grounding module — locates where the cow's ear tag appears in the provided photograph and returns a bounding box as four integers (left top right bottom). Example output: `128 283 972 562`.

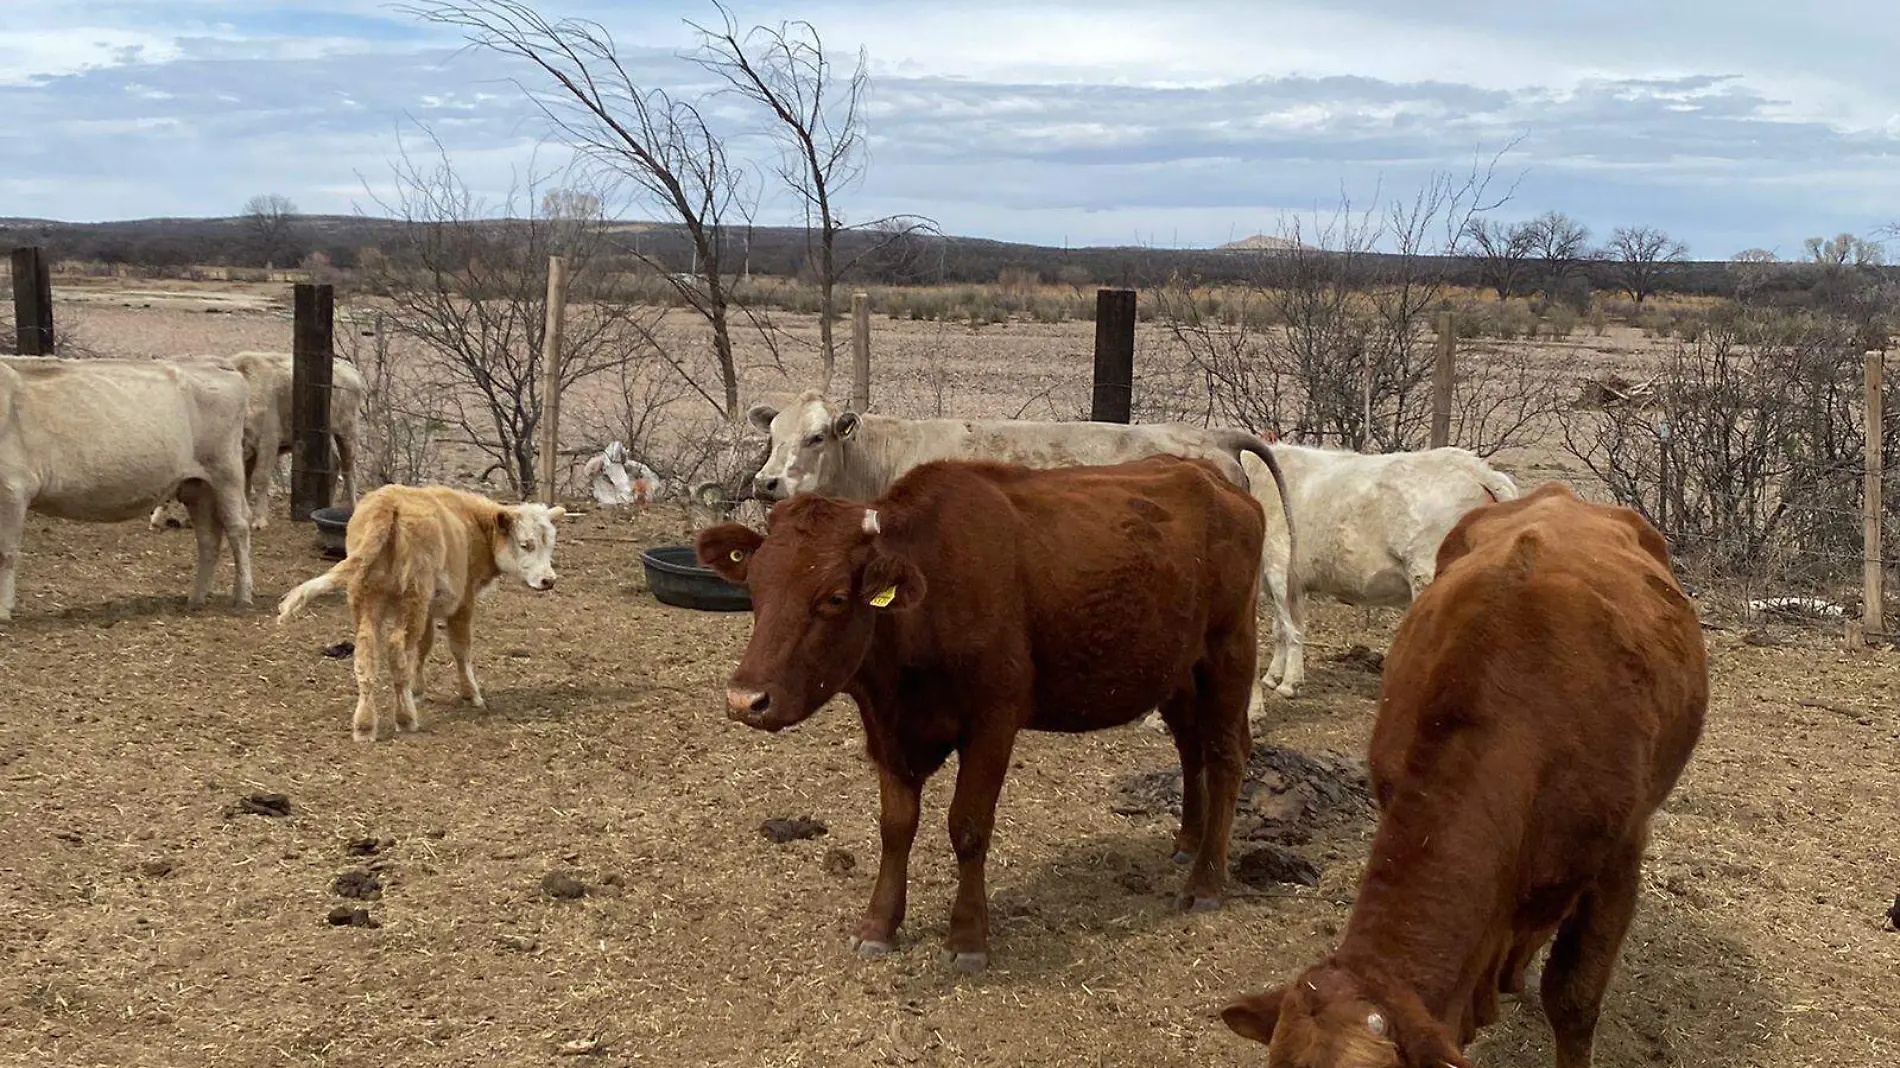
868 585 897 608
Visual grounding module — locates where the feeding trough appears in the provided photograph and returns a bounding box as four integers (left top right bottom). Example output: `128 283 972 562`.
311 506 352 560
639 545 751 612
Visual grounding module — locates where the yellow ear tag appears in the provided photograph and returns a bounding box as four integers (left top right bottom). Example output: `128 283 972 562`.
868 585 897 608
729 550 744 562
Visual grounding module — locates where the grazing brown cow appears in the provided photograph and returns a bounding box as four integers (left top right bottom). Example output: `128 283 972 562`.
1220 482 1707 1068
696 455 1267 972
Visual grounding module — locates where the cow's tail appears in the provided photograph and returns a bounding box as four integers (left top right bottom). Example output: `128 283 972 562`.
1218 429 1301 622
275 503 398 623
276 565 347 624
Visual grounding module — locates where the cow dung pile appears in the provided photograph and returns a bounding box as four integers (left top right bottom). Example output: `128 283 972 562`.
1113 744 1374 888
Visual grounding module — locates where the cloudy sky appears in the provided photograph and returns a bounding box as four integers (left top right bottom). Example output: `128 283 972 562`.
3 0 1896 258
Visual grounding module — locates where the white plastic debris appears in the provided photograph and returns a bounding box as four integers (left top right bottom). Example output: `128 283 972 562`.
582 441 661 506
1746 596 1846 619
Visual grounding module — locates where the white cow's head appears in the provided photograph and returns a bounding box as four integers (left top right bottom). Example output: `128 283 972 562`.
747 390 861 500
493 503 568 590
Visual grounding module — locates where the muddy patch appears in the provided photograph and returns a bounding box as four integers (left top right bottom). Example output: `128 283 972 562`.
1114 745 1375 886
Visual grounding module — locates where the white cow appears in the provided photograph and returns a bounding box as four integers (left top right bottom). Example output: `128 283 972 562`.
748 390 1298 504
1242 443 1519 697
148 351 366 531
1 356 254 620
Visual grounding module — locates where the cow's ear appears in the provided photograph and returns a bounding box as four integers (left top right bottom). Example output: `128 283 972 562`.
494 509 513 537
834 411 861 440
861 551 924 611
1219 986 1287 1045
747 403 779 433
696 523 764 583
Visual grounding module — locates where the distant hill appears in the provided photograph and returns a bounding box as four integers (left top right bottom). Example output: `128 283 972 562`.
1216 234 1309 253
0 213 1793 298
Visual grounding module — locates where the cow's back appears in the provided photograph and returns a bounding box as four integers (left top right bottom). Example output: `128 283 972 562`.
883 457 1265 731
1378 483 1706 852
1 358 249 521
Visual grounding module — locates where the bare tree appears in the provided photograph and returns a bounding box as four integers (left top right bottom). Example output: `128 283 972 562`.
402 0 753 419
1460 217 1538 300
1604 225 1688 304
687 1 862 389
1525 210 1592 300
243 193 300 269
688 2 941 395
357 132 665 497
1805 232 1885 269
1728 247 1781 300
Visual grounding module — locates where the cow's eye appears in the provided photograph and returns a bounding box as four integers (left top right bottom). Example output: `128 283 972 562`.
826 592 847 607
805 434 824 447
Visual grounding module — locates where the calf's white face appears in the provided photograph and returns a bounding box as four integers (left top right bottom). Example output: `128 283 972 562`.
495 504 567 590
749 396 860 499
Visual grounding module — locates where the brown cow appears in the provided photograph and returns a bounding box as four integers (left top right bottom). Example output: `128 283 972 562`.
696 455 1266 972
1220 482 1707 1068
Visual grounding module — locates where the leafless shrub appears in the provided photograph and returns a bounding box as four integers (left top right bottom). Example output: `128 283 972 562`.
1148 149 1561 457
335 308 447 488
1559 305 1897 589
357 131 666 498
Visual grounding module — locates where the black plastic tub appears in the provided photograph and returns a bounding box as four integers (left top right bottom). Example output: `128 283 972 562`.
639 545 752 612
312 506 352 559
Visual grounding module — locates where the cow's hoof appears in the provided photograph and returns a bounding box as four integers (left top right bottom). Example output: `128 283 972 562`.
1273 681 1299 698
1182 894 1223 914
352 729 375 744
1170 850 1193 866
941 950 988 973
849 937 893 958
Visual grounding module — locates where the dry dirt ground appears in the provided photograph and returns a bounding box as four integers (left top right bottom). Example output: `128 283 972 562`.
2 286 1897 1067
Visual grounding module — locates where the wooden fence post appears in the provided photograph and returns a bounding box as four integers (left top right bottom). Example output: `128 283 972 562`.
1656 419 1671 538
850 291 871 411
538 255 569 506
290 283 336 522
1431 311 1455 448
1862 348 1884 643
10 246 54 355
1092 288 1136 423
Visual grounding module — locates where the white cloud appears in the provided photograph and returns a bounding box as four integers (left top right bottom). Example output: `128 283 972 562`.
1 0 1896 259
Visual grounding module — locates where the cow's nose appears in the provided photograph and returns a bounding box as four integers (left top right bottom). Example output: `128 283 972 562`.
726 688 771 720
760 476 781 495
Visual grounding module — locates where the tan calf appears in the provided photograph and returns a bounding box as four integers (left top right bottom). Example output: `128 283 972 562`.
277 484 566 741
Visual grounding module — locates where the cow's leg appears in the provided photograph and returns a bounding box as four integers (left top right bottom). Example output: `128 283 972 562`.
0 487 26 621
177 482 222 608
335 430 359 504
1542 835 1646 1068
1261 555 1304 698
247 429 279 530
387 595 429 734
1180 641 1254 911
209 477 253 608
350 602 383 742
1502 920 1559 996
1159 689 1207 863
942 726 1020 972
446 606 484 707
414 612 437 700
854 763 925 958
